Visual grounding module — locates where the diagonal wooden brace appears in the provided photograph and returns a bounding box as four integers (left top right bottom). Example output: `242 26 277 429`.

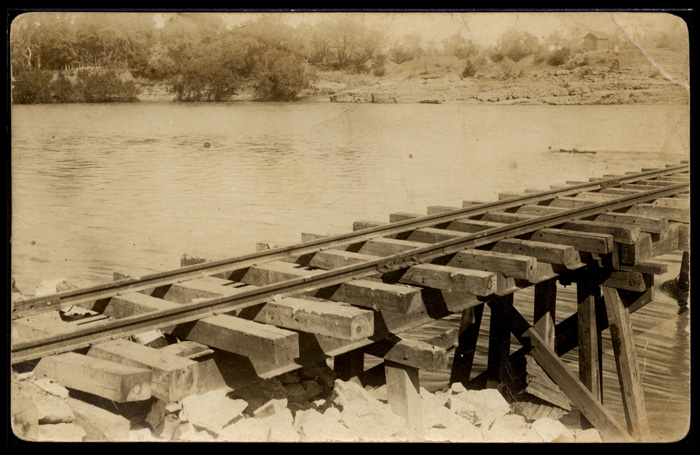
601 286 651 441
497 302 634 442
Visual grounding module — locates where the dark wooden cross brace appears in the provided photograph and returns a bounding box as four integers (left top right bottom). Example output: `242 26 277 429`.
449 266 654 442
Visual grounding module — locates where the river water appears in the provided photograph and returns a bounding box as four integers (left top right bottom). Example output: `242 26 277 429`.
11 102 689 292
10 102 691 442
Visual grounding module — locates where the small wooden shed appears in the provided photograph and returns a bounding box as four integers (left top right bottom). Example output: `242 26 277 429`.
582 32 610 51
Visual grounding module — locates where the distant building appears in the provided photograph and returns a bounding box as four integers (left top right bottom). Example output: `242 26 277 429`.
582 32 610 51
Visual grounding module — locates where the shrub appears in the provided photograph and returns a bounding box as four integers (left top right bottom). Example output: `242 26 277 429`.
12 69 53 104
461 60 477 78
76 68 140 102
546 46 571 66
49 71 77 103
252 49 315 101
373 66 386 77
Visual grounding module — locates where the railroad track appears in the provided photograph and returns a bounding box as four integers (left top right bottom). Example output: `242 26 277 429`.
11 162 690 441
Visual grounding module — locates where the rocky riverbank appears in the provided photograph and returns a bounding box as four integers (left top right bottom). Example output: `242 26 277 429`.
11 362 601 443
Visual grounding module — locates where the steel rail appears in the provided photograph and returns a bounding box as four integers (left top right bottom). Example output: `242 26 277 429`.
11 164 689 318
11 181 688 364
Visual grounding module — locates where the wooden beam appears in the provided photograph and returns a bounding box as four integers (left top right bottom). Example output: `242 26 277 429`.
574 192 619 202
239 261 324 286
87 339 199 402
163 277 251 305
619 261 668 275
594 212 668 234
560 220 641 244
33 352 152 402
650 197 689 209
601 286 651 441
487 294 514 390
446 219 506 233
406 227 467 243
427 205 460 214
170 314 299 365
366 336 448 372
389 212 423 222
601 271 649 292
481 211 536 224
531 228 614 254
385 361 423 438
330 280 427 314
353 220 387 231
534 279 557 349
358 238 425 256
446 249 537 281
577 276 604 421
248 297 374 341
308 250 380 270
491 238 582 269
599 188 644 196
334 349 365 381
507 312 633 441
399 264 497 296
102 292 182 319
515 204 567 216
449 304 484 386
548 197 596 209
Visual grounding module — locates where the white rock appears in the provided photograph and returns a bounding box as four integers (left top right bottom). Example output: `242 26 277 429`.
531 417 574 442
483 414 543 442
447 388 511 428
36 423 86 442
450 382 467 394
294 408 355 442
129 428 159 442
32 378 69 399
181 389 247 433
574 428 603 442
253 398 289 418
32 393 74 424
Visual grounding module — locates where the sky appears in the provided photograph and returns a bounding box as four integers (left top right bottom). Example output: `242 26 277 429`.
152 11 689 48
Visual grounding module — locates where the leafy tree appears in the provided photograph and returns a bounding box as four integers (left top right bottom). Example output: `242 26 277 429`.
75 68 139 102
252 49 314 101
11 68 53 103
496 28 539 62
441 34 476 59
546 46 571 66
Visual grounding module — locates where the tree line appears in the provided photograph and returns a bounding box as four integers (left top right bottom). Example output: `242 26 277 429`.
10 13 686 104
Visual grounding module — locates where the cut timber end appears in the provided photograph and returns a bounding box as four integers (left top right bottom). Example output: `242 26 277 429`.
251 296 374 341
399 263 497 296
331 280 426 314
172 314 300 365
492 239 582 269
33 352 152 402
447 249 537 281
87 339 199 402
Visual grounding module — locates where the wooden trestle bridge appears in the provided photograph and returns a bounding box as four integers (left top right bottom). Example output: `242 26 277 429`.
11 162 690 442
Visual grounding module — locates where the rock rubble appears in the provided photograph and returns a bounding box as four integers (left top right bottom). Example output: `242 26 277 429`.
11 362 602 443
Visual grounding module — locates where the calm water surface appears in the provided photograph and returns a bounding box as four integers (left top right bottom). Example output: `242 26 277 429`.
11 102 689 292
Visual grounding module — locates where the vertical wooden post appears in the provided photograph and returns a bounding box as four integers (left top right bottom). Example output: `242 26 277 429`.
534 279 557 349
577 276 604 429
385 360 423 438
334 349 365 381
601 286 650 441
487 294 514 390
449 304 484 386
